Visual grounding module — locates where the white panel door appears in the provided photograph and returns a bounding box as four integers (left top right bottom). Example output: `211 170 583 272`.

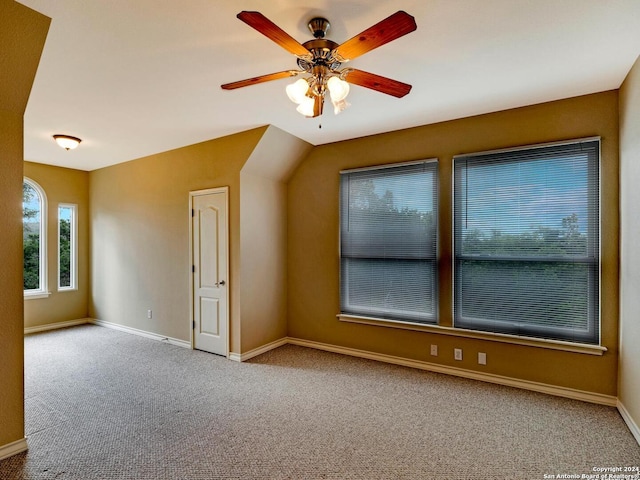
192 190 228 356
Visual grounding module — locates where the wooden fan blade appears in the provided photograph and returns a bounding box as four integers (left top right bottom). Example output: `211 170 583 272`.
221 70 301 90
343 69 412 98
332 11 416 62
237 11 310 57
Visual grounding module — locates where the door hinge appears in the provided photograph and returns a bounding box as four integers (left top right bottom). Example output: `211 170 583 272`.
191 208 195 217
192 265 195 273
192 320 196 330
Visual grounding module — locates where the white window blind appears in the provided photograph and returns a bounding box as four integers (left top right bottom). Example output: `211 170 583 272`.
453 139 600 344
340 161 438 323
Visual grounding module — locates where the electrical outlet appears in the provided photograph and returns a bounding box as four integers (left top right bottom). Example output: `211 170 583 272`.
454 348 463 361
147 309 152 319
430 344 438 356
478 352 487 365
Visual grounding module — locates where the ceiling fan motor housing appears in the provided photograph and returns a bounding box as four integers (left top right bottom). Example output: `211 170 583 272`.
298 38 342 74
299 19 342 100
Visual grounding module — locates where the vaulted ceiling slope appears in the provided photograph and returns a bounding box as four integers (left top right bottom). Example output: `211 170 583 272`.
18 0 640 171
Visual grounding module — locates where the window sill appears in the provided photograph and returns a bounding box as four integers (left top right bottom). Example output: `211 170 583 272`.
24 291 51 300
337 314 607 356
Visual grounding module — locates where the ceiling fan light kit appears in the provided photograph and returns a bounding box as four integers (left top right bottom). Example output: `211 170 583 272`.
221 10 417 118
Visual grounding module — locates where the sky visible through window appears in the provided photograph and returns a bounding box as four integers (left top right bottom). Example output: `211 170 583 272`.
371 170 435 214
459 154 589 236
59 207 72 221
369 156 588 237
23 184 40 222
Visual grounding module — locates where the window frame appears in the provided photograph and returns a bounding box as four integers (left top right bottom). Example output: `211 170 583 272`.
58 203 78 291
452 137 601 345
339 159 439 325
23 177 50 299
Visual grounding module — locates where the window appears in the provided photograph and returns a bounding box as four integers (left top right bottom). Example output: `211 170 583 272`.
453 139 600 344
58 204 77 290
340 160 438 324
23 178 48 297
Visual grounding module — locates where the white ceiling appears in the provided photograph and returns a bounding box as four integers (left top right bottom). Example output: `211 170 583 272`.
18 0 640 171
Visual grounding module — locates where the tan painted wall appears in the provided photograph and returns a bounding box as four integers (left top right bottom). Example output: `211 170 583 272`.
619 55 640 429
89 127 267 353
288 91 619 395
240 172 288 351
239 126 313 353
0 110 29 452
65 124 311 357
0 0 49 451
23 162 90 328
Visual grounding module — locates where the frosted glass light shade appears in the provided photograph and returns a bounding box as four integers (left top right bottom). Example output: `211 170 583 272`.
327 76 349 102
286 79 309 104
332 98 350 115
296 96 315 117
53 135 82 150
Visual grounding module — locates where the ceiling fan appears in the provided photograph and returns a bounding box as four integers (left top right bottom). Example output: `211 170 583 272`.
221 10 417 118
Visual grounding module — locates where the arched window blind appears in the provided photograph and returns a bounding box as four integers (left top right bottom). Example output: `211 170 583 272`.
340 160 438 324
453 139 600 344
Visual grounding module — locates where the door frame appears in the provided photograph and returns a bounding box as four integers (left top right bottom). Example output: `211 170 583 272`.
189 186 230 357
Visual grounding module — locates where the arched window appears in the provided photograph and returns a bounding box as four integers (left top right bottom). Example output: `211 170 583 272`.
23 177 49 297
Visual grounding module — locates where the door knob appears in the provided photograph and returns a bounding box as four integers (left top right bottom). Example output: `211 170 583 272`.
215 280 226 287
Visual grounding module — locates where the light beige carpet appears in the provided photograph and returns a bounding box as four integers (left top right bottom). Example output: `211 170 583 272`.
1 324 638 479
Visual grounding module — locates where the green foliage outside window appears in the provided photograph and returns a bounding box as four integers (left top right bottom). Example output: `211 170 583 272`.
23 182 40 290
59 216 72 288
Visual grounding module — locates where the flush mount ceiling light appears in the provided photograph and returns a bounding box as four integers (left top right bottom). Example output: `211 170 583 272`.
221 11 417 118
53 134 82 150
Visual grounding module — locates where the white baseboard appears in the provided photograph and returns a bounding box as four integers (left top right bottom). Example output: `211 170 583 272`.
229 337 289 362
618 400 640 446
89 319 191 349
24 318 90 335
0 438 28 461
287 337 618 407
